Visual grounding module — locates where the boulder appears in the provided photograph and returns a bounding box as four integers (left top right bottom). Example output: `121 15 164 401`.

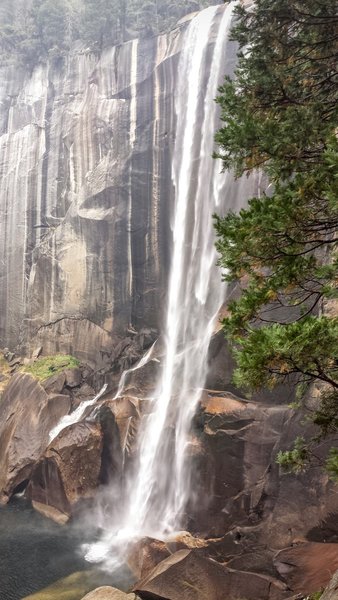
81 587 138 600
127 537 171 580
27 421 103 523
72 383 97 408
65 367 82 388
100 397 140 461
274 542 338 595
42 371 66 394
0 373 71 502
133 549 288 600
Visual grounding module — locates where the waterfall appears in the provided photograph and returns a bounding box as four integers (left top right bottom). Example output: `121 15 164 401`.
48 342 155 443
49 384 108 442
85 2 235 567
113 341 157 400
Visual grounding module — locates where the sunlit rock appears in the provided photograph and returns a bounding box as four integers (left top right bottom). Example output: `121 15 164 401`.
27 422 103 524
274 542 338 596
127 537 171 580
0 372 71 503
133 549 288 600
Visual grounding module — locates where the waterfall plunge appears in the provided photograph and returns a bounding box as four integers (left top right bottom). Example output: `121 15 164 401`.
85 3 235 567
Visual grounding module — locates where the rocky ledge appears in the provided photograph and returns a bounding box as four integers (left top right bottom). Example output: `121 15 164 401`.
0 350 337 599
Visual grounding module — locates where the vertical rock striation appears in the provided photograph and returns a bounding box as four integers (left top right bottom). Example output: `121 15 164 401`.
0 7 262 367
0 18 185 358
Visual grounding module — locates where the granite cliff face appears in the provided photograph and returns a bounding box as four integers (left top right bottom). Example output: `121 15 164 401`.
1 6 337 600
0 13 207 362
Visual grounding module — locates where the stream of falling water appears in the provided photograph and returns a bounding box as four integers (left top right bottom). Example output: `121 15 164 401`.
85 2 235 568
49 384 108 442
113 341 156 400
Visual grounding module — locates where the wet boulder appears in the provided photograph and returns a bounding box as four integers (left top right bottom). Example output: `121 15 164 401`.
99 397 141 464
0 372 71 503
127 537 171 580
133 549 288 600
27 421 103 524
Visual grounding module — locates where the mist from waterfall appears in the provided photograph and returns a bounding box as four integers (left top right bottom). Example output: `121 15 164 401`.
85 2 236 567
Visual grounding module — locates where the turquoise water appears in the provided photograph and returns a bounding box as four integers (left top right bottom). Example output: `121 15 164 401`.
0 498 130 600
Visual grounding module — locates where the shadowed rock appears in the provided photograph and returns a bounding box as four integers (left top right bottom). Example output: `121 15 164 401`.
99 397 141 465
188 391 337 549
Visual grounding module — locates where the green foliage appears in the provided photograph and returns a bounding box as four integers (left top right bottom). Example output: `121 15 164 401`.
215 0 337 180
21 354 80 381
78 0 219 49
302 591 324 600
276 437 309 473
0 0 75 67
79 0 120 49
232 317 338 392
34 0 73 57
214 0 338 474
0 352 11 395
326 448 338 481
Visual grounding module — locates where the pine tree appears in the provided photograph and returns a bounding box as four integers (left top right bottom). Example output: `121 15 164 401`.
214 0 338 476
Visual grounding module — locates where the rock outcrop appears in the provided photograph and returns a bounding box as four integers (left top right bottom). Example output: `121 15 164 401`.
188 391 337 549
27 421 103 524
133 549 288 600
0 6 258 370
0 372 71 502
274 543 338 595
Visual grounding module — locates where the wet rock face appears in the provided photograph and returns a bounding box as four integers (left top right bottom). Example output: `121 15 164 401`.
27 421 103 524
0 372 71 503
0 362 102 507
0 13 209 358
188 391 337 548
24 393 144 523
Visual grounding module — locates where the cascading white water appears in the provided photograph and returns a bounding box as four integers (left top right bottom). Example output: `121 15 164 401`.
48 343 155 443
124 2 235 536
113 341 157 400
49 384 108 442
85 3 236 567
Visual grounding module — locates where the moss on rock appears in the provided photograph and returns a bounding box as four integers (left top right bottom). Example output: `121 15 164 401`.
21 355 80 382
